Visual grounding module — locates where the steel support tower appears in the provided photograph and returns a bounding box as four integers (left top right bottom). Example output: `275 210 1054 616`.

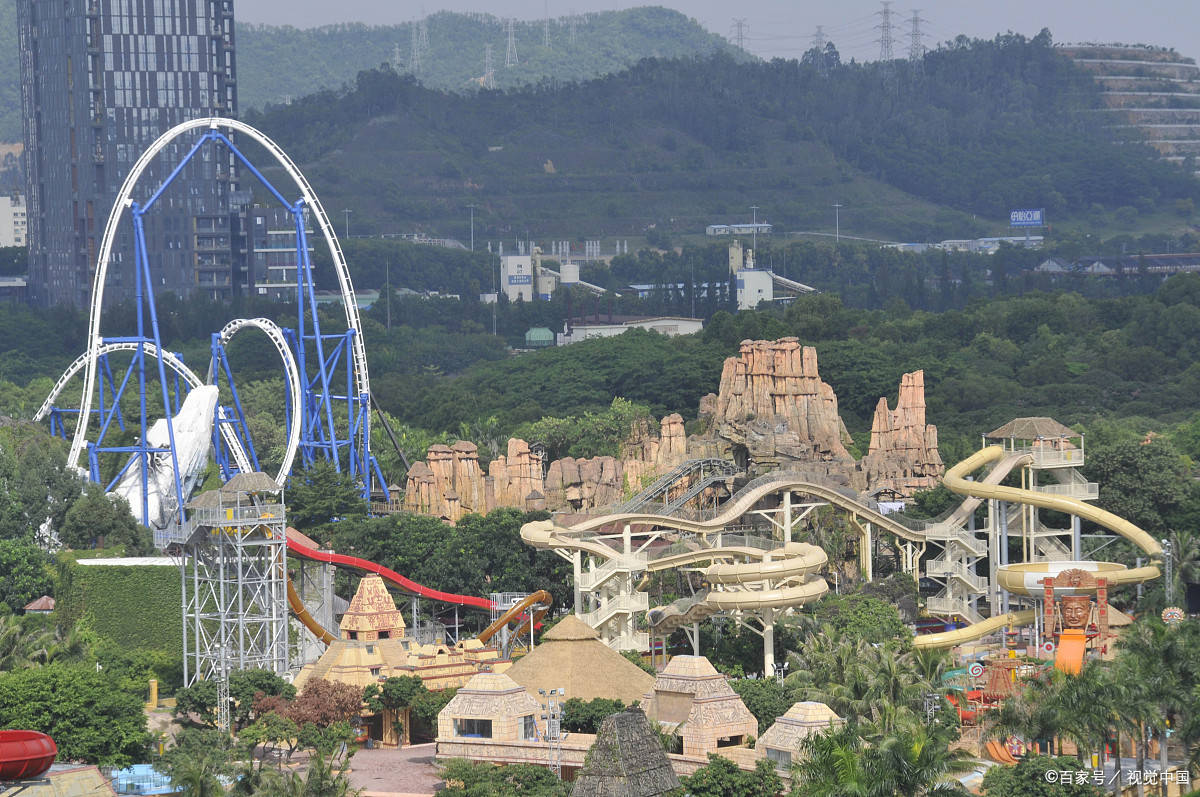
160 478 289 691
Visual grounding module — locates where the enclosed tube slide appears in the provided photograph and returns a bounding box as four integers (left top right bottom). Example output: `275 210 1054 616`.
285 529 550 649
477 590 553 646
0 731 57 780
284 530 493 609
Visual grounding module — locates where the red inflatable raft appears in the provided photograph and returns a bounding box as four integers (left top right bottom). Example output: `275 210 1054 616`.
0 731 57 779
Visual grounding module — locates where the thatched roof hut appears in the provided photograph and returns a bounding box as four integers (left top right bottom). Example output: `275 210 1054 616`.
571 708 680 797
505 615 655 704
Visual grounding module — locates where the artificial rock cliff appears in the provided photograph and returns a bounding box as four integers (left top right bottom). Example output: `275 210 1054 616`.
856 370 944 495
402 415 690 522
401 339 944 521
691 338 854 474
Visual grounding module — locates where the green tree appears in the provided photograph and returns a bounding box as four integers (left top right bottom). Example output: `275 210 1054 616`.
980 754 1103 796
363 675 428 741
0 538 52 611
58 484 149 552
731 677 793 734
161 729 234 797
286 460 368 533
681 754 781 797
437 758 569 796
0 663 150 766
560 697 625 734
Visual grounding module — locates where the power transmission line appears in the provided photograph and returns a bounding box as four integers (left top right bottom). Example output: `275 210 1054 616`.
418 13 429 52
569 11 578 44
505 18 519 67
544 0 551 47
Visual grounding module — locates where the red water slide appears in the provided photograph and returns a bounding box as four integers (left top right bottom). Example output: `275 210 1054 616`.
284 529 494 610
0 730 57 779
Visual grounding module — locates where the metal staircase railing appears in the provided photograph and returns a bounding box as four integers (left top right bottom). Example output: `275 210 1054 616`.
616 458 740 513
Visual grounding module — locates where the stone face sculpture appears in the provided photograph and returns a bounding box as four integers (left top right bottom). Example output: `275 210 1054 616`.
1061 595 1092 630
111 385 218 529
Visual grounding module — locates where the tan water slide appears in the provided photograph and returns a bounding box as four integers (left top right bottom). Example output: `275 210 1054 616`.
521 520 831 625
912 445 1162 649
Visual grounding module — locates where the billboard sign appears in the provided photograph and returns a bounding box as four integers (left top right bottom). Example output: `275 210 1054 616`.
1009 208 1045 227
508 275 532 285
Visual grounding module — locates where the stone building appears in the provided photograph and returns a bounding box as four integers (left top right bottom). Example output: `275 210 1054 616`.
755 701 844 771
572 708 681 797
294 574 505 745
639 655 758 758
436 672 549 761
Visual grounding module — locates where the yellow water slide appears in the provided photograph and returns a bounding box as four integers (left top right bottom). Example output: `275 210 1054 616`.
912 610 1036 650
520 519 831 633
944 445 1163 561
912 445 1162 650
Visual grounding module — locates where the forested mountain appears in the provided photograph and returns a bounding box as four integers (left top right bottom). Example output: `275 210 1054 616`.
0 5 736 142
236 8 740 110
243 33 1200 243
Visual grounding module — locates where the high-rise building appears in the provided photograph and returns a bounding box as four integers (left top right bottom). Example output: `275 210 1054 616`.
17 0 238 308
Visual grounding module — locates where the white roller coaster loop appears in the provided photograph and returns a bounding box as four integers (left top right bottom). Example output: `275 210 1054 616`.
208 318 303 486
36 341 255 478
67 117 370 478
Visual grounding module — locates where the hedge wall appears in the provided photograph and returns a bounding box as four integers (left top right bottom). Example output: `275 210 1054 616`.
57 560 182 654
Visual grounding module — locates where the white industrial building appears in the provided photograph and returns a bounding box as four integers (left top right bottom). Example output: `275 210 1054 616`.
557 315 704 345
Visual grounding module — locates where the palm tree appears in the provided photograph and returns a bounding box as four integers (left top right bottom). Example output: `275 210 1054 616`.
170 755 224 797
0 614 52 671
981 674 1066 756
792 725 876 797
871 725 975 797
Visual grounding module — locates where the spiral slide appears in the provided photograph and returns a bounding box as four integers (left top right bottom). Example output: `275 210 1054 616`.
521 520 829 636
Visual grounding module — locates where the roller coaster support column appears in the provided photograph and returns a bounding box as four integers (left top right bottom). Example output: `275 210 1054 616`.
762 608 776 677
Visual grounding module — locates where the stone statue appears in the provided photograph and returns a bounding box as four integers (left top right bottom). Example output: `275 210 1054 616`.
1060 595 1091 630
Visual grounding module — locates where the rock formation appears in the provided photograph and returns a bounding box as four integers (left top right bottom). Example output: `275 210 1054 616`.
693 338 854 474
402 416 691 520
401 339 945 521
856 370 944 494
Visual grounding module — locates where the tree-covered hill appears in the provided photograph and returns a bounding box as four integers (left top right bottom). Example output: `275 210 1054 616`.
0 4 737 142
243 32 1200 244
236 7 741 110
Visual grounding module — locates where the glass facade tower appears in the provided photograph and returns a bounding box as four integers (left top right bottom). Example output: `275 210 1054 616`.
18 0 237 308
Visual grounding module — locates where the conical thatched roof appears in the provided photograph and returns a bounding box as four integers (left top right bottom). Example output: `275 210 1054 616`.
184 489 224 510
571 708 680 797
221 471 281 493
985 417 1078 440
504 616 655 704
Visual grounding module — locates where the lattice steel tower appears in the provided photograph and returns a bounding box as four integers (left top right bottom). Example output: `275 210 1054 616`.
158 474 289 696
484 44 497 89
505 18 519 67
876 1 895 62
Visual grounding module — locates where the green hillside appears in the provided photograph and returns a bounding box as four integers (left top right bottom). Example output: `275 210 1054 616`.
243 33 1200 244
236 7 740 110
0 5 737 142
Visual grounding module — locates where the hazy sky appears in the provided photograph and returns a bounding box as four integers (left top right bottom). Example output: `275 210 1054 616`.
236 1 1199 64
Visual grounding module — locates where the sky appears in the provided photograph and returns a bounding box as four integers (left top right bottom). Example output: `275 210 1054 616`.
236 0 1200 64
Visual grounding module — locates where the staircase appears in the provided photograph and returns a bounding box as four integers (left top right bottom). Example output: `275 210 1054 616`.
617 458 740 514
